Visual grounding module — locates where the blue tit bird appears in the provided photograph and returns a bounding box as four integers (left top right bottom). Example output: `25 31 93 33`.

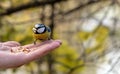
32 24 51 44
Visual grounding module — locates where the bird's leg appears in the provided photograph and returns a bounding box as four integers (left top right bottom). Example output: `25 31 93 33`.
34 39 37 45
48 37 51 40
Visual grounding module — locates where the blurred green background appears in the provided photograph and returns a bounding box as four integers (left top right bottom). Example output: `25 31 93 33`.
0 0 120 74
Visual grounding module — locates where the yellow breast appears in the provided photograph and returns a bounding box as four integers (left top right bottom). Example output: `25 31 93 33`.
33 31 50 41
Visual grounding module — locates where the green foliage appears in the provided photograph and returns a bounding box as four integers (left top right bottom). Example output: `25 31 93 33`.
93 26 109 42
0 24 15 41
0 24 33 44
13 25 33 44
77 31 92 41
53 41 84 73
76 26 109 53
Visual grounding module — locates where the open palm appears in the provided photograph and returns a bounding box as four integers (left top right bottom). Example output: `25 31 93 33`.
0 40 61 69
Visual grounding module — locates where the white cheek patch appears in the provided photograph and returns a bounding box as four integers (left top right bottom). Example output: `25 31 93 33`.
37 27 45 33
35 24 40 28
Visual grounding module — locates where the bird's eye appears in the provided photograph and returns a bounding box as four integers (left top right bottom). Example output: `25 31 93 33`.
37 27 45 33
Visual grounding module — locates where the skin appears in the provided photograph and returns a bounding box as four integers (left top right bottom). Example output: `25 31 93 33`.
0 40 61 69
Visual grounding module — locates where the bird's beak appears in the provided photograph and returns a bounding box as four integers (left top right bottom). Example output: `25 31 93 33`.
32 28 36 33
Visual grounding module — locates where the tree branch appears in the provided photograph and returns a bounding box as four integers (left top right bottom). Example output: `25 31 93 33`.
63 0 107 15
0 0 65 16
105 56 120 74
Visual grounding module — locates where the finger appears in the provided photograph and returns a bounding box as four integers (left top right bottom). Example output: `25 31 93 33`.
25 40 61 62
23 40 52 49
3 41 21 47
0 46 11 51
0 43 2 47
23 40 61 49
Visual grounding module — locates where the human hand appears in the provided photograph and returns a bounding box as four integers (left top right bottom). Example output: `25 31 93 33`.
0 40 61 69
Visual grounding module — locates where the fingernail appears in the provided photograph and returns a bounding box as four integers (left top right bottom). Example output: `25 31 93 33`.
55 40 62 45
